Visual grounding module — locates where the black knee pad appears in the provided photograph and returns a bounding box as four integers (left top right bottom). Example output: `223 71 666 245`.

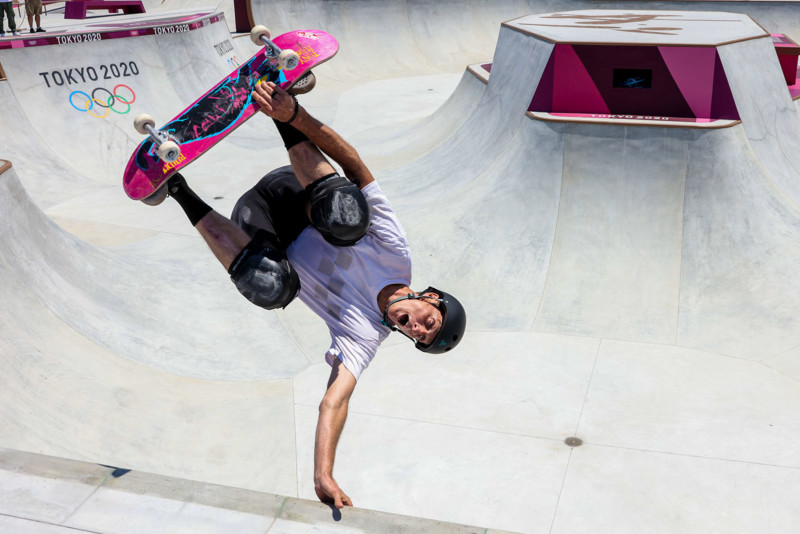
306 174 370 247
228 234 300 310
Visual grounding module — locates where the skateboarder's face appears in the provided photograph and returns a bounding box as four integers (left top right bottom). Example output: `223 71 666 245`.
387 295 443 345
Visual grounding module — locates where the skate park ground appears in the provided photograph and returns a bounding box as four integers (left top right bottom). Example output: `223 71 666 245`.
1 1 800 533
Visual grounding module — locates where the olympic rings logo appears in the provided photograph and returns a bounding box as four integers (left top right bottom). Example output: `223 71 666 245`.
69 84 136 118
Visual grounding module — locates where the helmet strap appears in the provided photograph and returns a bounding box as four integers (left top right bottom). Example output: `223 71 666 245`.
382 293 417 331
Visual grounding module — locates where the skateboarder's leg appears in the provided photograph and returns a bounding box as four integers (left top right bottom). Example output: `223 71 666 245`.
195 212 252 270
292 141 370 246
272 117 343 186
224 228 300 310
286 138 338 188
230 165 309 247
273 121 369 246
225 167 308 309
167 173 249 270
166 172 299 310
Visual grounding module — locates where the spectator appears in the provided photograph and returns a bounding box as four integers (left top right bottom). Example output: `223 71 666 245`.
25 0 45 33
0 0 19 37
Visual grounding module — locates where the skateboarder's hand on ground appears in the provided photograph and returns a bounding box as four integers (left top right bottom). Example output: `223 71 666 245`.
315 475 353 509
253 81 296 123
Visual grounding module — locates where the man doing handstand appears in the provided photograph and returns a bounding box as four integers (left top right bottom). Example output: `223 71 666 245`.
161 81 466 508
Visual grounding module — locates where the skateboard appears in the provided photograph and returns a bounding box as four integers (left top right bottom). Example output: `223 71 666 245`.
123 26 338 204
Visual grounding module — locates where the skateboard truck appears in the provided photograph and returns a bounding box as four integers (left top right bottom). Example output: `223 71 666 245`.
133 114 181 163
131 113 181 206
250 25 300 71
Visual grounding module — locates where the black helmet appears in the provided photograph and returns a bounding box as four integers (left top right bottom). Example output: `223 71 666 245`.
382 286 466 354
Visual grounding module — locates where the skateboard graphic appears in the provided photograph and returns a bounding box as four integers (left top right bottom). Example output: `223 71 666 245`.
123 26 338 204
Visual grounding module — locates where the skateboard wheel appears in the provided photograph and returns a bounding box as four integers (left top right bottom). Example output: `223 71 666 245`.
141 186 168 206
157 140 181 163
133 113 155 135
279 49 300 71
250 25 270 46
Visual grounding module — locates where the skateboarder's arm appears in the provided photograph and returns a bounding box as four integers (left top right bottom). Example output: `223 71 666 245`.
314 360 356 508
253 81 375 188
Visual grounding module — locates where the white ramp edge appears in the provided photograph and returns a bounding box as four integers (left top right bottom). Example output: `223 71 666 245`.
0 447 517 534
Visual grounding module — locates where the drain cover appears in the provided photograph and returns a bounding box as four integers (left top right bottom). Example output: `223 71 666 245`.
565 437 583 447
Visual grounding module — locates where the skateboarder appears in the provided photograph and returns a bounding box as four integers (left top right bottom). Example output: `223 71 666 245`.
163 81 466 508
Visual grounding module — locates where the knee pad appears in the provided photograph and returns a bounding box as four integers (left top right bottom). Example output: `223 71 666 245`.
307 174 370 247
228 235 300 310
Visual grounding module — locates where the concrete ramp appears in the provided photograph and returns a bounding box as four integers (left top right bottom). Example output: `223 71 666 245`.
0 162 310 380
1 2 800 533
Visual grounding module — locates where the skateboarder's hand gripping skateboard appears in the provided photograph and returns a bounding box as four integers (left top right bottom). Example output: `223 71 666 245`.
252 81 376 191
123 26 338 205
252 81 298 123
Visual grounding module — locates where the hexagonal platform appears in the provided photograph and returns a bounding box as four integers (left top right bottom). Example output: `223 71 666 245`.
483 10 795 127
505 10 768 46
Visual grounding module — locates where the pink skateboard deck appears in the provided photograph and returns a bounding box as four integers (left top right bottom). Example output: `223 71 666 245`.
123 29 338 201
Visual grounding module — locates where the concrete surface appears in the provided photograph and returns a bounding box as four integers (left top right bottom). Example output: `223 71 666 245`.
1 1 800 533
0 447 514 533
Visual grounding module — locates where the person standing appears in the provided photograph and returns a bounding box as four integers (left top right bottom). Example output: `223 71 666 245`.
25 0 45 33
0 0 19 37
